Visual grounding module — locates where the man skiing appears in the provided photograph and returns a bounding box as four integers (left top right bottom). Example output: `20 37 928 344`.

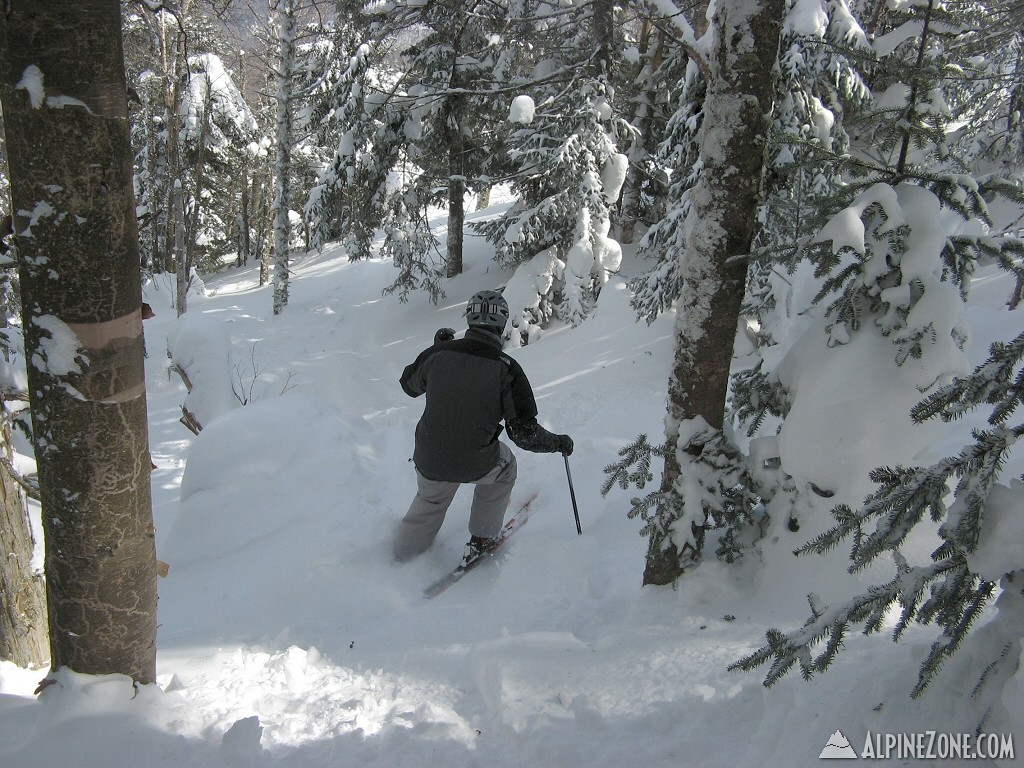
394 289 573 563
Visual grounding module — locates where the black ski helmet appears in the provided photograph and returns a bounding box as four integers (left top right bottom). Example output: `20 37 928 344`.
464 289 509 332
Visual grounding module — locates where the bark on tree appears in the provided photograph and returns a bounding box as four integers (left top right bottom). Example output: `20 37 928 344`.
164 22 188 279
272 0 296 315
256 178 272 286
0 222 46 668
444 83 466 278
643 0 785 586
0 457 48 668
618 22 665 245
179 73 214 317
0 0 159 682
593 0 615 78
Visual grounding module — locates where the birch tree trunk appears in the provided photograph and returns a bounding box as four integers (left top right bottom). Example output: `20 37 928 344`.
0 0 159 682
173 181 187 315
272 0 296 315
644 0 785 586
237 52 253 268
257 179 272 286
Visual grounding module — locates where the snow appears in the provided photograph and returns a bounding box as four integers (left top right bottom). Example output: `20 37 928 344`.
1 195 1021 767
165 311 239 431
508 95 535 124
29 315 84 378
774 318 947 503
873 19 924 57
600 152 628 204
968 478 1024 582
15 64 45 109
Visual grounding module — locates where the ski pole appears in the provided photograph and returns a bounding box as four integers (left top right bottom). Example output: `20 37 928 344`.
564 454 582 535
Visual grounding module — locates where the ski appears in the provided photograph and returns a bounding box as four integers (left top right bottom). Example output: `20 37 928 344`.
423 494 537 599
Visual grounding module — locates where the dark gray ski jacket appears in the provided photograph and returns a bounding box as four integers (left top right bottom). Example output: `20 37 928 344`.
400 327 562 482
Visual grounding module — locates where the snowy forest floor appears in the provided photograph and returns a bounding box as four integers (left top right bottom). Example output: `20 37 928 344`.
1 197 1021 767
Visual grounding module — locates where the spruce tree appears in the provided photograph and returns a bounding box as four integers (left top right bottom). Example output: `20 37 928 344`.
303 21 381 256
472 0 631 336
729 0 1024 699
732 332 1024 698
731 0 1024 458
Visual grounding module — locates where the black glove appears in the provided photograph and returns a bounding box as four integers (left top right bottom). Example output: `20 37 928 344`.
556 434 574 456
434 327 456 344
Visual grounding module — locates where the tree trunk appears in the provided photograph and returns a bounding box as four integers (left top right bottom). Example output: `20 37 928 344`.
142 94 160 274
238 179 251 267
273 0 296 315
174 181 187 315
643 0 785 586
237 48 252 268
1010 271 1023 310
618 24 665 245
446 129 465 278
0 458 48 668
444 40 467 279
179 75 214 317
164 24 187 277
0 0 159 683
593 0 615 78
256 179 272 285
476 186 492 211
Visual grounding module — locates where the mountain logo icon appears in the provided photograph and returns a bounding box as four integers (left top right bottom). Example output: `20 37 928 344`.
819 729 859 759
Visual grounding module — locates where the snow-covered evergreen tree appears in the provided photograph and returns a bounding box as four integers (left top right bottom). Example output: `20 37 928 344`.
472 0 631 338
475 86 626 331
615 14 673 246
302 26 379 255
627 49 704 326
487 81 628 327
180 53 261 270
729 0 1024 702
303 0 513 300
731 0 1024 438
733 331 1024 700
125 4 265 291
399 0 508 278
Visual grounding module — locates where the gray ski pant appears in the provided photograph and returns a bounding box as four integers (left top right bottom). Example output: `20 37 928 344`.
393 441 517 561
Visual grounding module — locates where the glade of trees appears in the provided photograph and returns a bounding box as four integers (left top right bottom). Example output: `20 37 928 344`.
0 0 1022 712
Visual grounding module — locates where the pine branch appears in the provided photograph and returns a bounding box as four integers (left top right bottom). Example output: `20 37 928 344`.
600 433 666 496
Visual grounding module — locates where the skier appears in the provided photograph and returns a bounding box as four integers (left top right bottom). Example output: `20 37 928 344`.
394 289 573 563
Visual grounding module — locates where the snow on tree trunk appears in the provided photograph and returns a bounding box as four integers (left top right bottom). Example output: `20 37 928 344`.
644 0 785 586
273 0 296 316
0 0 159 682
